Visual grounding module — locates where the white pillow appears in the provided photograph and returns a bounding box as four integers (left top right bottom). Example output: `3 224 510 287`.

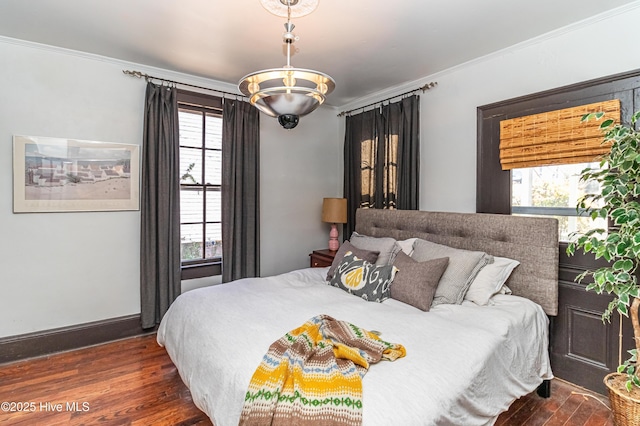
499 284 513 295
396 238 417 256
350 232 401 265
464 256 520 306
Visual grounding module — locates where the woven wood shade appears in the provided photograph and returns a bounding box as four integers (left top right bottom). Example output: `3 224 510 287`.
499 99 620 170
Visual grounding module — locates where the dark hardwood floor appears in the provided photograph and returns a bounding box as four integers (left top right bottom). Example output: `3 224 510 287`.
0 334 211 425
496 379 613 426
0 334 614 425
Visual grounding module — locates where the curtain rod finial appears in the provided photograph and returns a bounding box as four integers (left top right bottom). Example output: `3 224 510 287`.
420 81 437 92
123 70 146 79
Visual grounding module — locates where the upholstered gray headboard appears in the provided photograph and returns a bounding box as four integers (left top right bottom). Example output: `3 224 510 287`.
355 209 559 316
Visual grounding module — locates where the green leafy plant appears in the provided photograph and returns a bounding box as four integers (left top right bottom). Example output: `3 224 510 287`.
180 239 202 261
567 110 640 392
181 163 197 184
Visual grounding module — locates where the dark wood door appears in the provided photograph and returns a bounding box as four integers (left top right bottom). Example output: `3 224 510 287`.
477 69 640 394
552 244 633 394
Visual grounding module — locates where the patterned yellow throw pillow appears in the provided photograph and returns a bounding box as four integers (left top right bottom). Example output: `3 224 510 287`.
329 251 398 302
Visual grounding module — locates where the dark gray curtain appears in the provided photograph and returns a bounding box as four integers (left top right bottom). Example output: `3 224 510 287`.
222 99 260 282
392 96 420 210
140 82 181 329
343 95 420 237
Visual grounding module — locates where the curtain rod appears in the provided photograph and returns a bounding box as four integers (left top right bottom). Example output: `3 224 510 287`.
337 81 437 117
122 70 247 100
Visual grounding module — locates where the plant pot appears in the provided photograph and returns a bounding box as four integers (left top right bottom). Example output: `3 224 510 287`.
604 372 640 426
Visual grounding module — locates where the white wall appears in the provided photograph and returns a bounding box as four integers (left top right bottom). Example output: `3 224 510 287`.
260 105 342 277
341 5 640 213
0 38 340 338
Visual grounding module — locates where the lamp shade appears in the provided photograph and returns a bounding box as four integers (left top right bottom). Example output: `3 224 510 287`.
322 198 347 224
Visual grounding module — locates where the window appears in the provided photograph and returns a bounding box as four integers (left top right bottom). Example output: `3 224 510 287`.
360 136 398 209
511 162 606 241
177 91 223 279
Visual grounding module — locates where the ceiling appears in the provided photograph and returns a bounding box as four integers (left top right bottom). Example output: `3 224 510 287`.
0 0 638 107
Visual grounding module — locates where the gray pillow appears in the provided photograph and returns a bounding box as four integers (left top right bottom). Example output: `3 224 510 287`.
391 252 449 311
350 232 401 265
326 240 379 281
329 251 398 302
411 239 493 306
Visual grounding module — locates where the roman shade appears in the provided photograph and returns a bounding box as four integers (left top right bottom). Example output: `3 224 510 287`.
499 99 620 170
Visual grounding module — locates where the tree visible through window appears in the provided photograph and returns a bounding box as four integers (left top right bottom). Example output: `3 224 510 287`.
511 162 606 241
178 98 222 273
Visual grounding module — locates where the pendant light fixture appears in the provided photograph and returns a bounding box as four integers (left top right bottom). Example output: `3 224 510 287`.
238 0 335 129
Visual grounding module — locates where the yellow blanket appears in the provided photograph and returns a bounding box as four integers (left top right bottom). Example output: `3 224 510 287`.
239 314 406 426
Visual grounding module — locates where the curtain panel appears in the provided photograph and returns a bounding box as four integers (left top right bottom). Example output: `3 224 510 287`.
222 99 261 282
140 82 181 329
343 95 420 237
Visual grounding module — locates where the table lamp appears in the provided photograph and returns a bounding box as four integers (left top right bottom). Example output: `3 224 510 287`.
322 198 347 251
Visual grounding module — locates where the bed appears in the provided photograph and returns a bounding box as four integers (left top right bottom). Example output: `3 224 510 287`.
157 208 559 426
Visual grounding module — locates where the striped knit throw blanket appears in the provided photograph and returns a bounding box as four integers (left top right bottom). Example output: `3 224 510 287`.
239 314 406 426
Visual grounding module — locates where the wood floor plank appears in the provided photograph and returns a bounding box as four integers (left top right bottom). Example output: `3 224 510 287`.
500 395 541 425
0 334 615 426
0 335 211 426
498 379 614 426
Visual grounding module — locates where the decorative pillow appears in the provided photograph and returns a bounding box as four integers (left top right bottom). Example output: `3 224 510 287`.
350 232 401 265
329 251 398 302
499 285 513 295
390 251 449 311
326 241 380 281
464 256 520 306
411 239 493 306
396 238 417 256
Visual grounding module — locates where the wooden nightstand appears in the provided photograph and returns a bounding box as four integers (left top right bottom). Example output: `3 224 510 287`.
309 249 337 268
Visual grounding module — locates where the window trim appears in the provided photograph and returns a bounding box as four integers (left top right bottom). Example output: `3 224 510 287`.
181 261 222 280
177 90 223 280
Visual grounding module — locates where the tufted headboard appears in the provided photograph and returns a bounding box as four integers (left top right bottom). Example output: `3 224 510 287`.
355 208 559 316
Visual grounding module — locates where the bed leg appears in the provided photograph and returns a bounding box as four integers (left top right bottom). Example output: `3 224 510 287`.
536 379 551 398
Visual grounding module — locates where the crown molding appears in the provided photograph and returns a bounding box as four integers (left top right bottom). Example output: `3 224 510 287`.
0 35 240 95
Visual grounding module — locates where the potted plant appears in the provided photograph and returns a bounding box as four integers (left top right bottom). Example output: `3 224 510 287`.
567 110 640 424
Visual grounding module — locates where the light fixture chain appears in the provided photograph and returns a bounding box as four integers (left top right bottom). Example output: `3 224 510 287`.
238 0 335 129
283 0 294 68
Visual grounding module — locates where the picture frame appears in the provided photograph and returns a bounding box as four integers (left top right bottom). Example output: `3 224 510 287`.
13 135 140 213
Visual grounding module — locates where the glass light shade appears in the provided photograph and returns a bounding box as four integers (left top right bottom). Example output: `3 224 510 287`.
238 67 335 118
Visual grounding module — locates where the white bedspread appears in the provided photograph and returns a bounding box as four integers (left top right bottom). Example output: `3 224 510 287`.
157 267 552 426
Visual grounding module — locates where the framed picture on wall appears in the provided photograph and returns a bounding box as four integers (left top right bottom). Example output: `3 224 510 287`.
13 135 140 213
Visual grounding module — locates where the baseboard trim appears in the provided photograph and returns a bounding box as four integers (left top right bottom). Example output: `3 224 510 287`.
0 314 153 364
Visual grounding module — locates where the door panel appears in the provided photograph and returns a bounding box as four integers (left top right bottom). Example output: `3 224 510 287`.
567 304 609 368
552 246 633 394
553 281 616 394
